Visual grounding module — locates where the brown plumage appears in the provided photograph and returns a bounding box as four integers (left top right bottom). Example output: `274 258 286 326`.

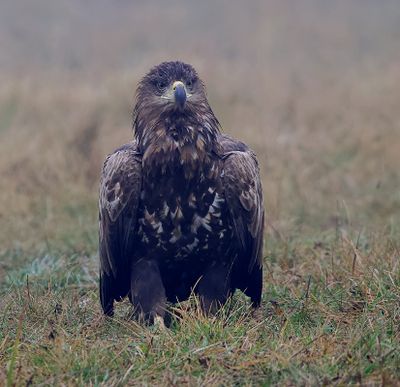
99 61 264 322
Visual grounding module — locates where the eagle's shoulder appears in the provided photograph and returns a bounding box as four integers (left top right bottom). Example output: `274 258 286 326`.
217 133 250 154
102 140 141 176
100 141 142 223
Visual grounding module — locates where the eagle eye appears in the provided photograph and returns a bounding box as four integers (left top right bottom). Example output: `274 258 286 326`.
186 78 195 89
156 80 167 92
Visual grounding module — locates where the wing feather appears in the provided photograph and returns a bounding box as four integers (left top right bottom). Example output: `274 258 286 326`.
221 139 264 272
99 142 142 311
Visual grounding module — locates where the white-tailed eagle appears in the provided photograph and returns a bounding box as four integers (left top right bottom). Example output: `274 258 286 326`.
99 61 264 323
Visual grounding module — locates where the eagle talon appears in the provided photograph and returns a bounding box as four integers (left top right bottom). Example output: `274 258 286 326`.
153 315 166 330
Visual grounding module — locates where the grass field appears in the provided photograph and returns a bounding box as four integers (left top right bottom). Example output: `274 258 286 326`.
1 1 400 385
1 217 400 385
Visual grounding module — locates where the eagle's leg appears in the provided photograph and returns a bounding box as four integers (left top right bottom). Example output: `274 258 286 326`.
130 259 166 324
197 263 231 315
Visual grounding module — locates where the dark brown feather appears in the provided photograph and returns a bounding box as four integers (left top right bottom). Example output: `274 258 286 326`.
219 135 264 271
99 142 142 309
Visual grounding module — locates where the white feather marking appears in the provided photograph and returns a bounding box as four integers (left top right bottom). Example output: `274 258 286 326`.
156 222 163 234
113 182 121 196
185 237 199 253
140 225 149 243
211 193 224 208
144 208 154 222
191 213 212 233
162 202 169 218
169 205 182 220
170 205 183 220
169 225 182 243
188 193 196 208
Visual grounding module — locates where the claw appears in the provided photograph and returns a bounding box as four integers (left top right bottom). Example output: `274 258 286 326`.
153 315 166 330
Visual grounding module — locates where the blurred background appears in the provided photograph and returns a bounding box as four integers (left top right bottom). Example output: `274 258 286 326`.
1 0 400 255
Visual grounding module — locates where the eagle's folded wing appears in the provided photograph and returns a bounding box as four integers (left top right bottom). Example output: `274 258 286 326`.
222 149 264 272
99 142 142 314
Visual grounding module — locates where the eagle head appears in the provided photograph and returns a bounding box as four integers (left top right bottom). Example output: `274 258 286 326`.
133 61 220 155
